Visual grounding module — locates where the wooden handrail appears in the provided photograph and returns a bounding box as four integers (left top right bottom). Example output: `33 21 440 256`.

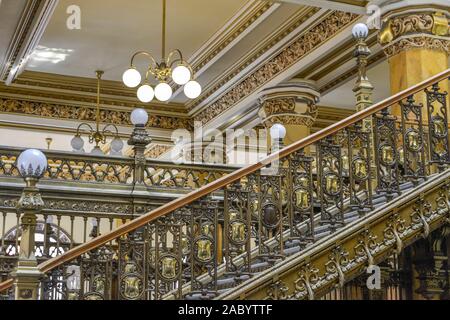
1 68 449 293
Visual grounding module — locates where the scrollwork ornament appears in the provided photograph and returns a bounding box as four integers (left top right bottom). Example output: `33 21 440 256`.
380 12 450 57
294 263 319 300
260 97 318 128
17 190 44 213
384 36 450 57
325 245 349 288
354 229 379 266
383 213 407 255
0 98 192 130
435 183 450 222
410 198 432 238
266 280 289 300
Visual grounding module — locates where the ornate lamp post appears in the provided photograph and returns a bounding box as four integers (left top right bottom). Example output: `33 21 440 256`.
11 149 47 300
352 23 377 187
352 23 374 115
128 108 152 191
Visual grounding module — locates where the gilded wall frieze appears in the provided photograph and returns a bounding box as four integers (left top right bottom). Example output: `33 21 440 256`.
191 2 273 74
260 97 319 128
262 97 297 115
0 97 193 130
379 11 450 57
145 145 172 159
384 35 450 57
186 7 321 112
7 75 186 114
0 195 155 217
194 11 359 125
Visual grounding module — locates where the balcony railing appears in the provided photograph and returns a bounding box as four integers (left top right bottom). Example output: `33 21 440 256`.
0 146 235 189
0 146 238 297
1 69 449 300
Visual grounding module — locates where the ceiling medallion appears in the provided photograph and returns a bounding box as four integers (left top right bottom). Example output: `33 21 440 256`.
122 0 201 103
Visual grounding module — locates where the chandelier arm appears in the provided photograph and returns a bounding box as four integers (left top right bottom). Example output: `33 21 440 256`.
95 71 103 132
75 122 94 136
166 49 184 67
130 51 158 69
144 66 157 81
102 124 120 137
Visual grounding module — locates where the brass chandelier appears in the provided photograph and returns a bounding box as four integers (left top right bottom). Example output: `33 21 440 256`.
122 0 201 102
70 70 123 155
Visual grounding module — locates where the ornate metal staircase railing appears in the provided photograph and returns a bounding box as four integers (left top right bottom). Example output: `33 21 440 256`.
217 169 450 299
0 68 449 299
0 147 236 297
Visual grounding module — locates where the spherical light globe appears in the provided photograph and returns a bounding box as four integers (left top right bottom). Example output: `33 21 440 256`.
172 65 191 85
183 80 202 99
270 123 286 140
352 23 369 40
91 146 104 156
130 108 149 126
122 68 141 88
17 148 48 178
137 84 154 103
155 82 173 101
111 137 124 152
71 136 84 151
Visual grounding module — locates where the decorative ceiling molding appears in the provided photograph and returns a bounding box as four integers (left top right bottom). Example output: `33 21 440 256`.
193 10 360 125
190 1 276 74
145 144 173 159
291 29 386 94
0 0 58 85
0 97 192 131
311 104 354 131
11 71 187 115
318 50 385 94
274 0 368 14
0 2 376 140
187 6 321 113
294 30 377 81
225 103 355 135
170 0 279 100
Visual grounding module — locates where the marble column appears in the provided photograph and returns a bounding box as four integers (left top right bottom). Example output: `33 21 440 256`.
378 1 450 115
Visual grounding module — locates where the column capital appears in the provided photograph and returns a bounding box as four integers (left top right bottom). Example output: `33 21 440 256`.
377 4 450 57
258 80 320 129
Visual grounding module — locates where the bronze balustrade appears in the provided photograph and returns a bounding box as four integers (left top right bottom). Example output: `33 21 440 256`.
0 146 235 188
0 69 449 299
0 147 237 298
